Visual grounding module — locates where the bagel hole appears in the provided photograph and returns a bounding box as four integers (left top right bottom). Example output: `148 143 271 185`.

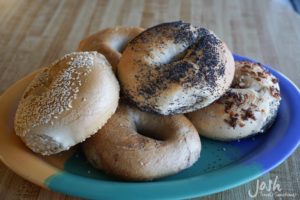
169 51 187 63
110 37 128 53
135 125 166 141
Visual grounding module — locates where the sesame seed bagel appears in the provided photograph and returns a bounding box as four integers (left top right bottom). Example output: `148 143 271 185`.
118 21 235 115
78 27 144 73
187 61 281 141
14 52 120 155
83 103 201 181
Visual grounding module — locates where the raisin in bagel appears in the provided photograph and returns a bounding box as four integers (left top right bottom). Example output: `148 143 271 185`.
78 27 144 73
187 61 281 141
14 52 120 155
83 103 201 181
118 21 235 115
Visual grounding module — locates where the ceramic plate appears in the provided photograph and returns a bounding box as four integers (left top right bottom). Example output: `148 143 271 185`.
0 54 299 200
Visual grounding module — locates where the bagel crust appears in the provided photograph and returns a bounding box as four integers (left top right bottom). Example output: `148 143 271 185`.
118 21 235 115
187 61 281 141
78 27 144 73
83 104 201 181
14 52 120 155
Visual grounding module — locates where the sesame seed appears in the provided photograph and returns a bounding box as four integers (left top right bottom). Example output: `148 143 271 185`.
15 52 96 135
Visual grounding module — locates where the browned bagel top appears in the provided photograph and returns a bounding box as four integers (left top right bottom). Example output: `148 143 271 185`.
83 103 201 180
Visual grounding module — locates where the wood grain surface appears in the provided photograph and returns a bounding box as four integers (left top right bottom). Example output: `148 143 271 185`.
0 0 299 199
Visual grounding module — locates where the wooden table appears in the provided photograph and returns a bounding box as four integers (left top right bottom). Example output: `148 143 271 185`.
0 0 299 199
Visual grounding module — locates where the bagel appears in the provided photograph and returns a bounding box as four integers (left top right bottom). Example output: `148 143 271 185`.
118 21 235 115
78 27 144 73
83 103 201 181
187 61 281 141
14 52 120 155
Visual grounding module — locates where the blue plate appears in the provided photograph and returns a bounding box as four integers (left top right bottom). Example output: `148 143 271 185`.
0 54 299 199
45 54 300 199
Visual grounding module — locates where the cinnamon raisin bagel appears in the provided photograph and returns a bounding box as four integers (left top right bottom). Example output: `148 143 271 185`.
83 103 201 181
187 61 281 141
78 27 144 73
118 21 235 115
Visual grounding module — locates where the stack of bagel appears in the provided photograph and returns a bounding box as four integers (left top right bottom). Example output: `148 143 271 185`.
14 21 281 181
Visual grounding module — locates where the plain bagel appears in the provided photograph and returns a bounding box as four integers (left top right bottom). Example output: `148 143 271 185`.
78 27 144 73
83 103 201 181
14 52 120 155
187 61 281 141
118 21 235 115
